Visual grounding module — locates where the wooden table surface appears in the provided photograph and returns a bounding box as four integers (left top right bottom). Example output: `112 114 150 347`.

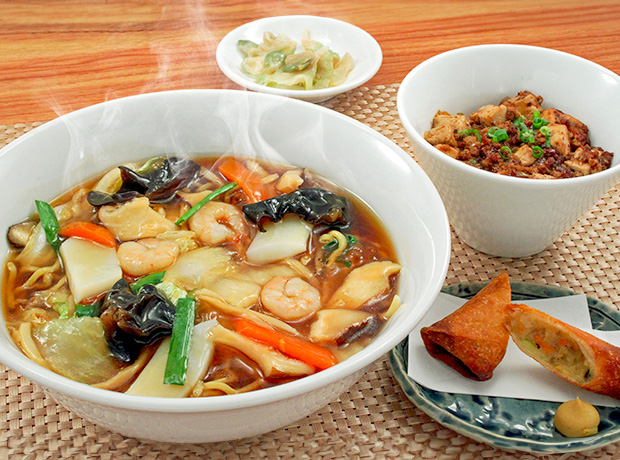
1 0 620 125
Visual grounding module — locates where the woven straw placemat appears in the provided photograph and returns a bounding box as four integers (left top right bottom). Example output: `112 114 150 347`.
1 85 620 459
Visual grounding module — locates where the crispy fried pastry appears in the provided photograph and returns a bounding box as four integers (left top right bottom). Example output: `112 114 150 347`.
506 303 620 400
420 273 511 381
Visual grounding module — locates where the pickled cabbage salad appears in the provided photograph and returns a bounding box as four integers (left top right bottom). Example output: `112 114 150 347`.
237 31 354 90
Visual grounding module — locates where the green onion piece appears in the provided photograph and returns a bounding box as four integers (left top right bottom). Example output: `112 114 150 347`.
498 146 512 160
175 182 238 225
487 127 508 143
130 271 166 293
519 130 535 144
532 111 549 130
459 129 481 142
163 298 197 386
513 117 528 132
532 146 544 158
75 302 101 317
35 200 62 254
539 126 552 147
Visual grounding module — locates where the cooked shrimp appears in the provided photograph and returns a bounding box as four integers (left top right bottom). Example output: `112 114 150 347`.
188 201 249 247
260 276 321 321
117 238 180 277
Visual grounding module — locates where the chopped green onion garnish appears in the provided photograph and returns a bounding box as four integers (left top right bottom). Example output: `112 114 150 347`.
75 302 101 317
163 298 197 386
532 146 544 158
532 111 549 129
35 200 62 254
539 126 552 147
346 234 358 246
175 182 238 225
513 117 528 132
130 271 166 293
487 127 508 143
519 130 535 144
459 129 481 142
499 146 512 160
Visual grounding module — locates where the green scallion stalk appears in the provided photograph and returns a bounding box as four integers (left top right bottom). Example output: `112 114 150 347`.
175 182 238 225
163 298 197 386
532 146 544 158
35 200 62 254
75 302 101 317
130 271 166 293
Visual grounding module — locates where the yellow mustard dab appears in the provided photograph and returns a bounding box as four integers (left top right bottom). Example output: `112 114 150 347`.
553 398 600 437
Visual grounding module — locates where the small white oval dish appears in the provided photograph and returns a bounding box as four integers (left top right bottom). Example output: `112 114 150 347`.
216 15 382 103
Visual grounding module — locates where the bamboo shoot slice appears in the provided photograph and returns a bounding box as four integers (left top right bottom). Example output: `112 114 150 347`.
125 320 216 397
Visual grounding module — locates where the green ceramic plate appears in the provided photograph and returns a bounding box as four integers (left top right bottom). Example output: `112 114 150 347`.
389 281 620 453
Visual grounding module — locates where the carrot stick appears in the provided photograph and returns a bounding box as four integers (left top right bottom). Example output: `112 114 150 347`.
218 158 271 203
232 317 338 370
58 221 116 248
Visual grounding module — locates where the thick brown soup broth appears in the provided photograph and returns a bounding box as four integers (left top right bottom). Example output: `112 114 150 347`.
2 156 400 396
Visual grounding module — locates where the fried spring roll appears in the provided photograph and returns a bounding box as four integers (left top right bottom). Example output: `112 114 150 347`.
420 273 511 381
506 303 620 400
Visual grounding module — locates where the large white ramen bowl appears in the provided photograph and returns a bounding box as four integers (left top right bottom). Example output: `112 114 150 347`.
397 44 620 258
0 90 450 443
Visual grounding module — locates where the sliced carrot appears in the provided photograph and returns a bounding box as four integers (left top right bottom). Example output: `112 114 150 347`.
218 157 272 203
232 317 338 370
533 333 555 355
58 221 116 248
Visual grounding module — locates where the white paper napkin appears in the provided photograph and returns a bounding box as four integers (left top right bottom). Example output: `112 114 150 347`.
407 292 620 407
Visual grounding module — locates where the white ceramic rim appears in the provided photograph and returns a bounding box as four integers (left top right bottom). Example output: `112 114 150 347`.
0 89 450 413
216 15 383 99
397 44 620 191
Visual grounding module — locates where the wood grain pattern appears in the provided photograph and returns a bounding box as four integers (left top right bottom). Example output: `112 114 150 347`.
1 0 619 124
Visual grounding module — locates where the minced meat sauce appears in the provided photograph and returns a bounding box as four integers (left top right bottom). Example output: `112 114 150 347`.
424 91 613 178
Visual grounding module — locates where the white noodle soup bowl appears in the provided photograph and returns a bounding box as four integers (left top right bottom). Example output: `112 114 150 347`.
397 44 620 258
0 90 450 443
